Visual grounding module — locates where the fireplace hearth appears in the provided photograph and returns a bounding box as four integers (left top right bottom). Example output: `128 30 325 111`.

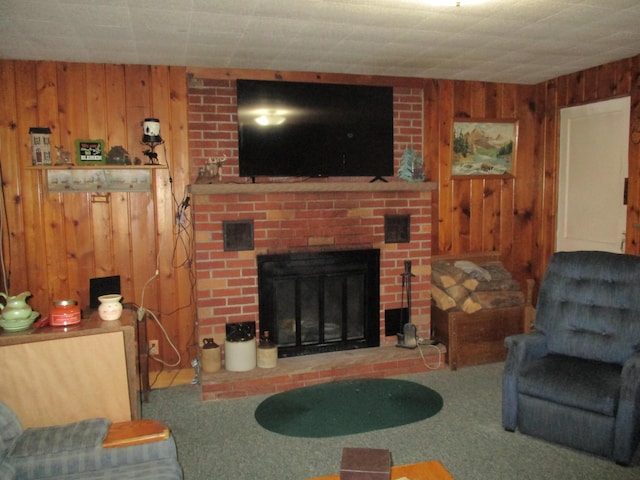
257 249 380 357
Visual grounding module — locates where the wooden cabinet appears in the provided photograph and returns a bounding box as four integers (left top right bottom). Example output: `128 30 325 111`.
0 309 141 427
431 305 523 370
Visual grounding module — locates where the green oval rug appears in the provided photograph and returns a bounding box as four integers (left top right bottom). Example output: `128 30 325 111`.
254 378 443 437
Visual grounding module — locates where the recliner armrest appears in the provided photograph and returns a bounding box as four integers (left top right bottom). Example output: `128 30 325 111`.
614 352 640 464
620 352 640 400
502 332 548 431
504 331 548 368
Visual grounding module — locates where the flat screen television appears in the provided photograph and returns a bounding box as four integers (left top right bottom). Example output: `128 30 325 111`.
236 79 394 180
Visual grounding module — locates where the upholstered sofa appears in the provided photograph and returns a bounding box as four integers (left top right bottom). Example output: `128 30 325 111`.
502 250 640 465
0 400 183 479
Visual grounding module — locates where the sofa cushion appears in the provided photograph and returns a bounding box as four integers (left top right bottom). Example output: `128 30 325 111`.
50 458 183 480
9 418 110 457
518 354 622 416
0 459 16 479
10 433 178 479
0 401 23 460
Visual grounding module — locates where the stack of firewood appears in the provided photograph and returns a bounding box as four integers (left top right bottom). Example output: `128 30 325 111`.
432 260 524 313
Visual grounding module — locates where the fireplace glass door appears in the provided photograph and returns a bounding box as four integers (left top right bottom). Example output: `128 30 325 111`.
258 249 380 357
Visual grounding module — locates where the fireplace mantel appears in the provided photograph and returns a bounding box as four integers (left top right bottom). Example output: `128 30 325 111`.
187 181 436 195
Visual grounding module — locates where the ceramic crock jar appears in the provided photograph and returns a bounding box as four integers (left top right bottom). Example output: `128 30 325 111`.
201 338 221 373
97 294 123 321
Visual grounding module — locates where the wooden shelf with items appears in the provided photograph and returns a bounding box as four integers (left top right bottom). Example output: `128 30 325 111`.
27 164 167 193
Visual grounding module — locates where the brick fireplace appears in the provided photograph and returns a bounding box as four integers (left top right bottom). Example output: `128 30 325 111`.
190 181 440 400
187 76 439 400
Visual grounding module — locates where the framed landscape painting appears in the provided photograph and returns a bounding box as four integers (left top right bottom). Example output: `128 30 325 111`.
452 120 517 176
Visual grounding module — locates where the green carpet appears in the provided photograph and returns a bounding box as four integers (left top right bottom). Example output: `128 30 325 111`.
254 378 443 437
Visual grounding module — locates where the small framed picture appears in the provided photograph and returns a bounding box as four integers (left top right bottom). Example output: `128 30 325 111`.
75 139 106 165
451 120 517 177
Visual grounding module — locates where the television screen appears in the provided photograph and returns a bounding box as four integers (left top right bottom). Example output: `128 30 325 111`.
237 79 394 180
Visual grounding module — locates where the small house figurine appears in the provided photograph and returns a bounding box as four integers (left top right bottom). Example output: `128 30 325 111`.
29 127 52 166
107 146 131 165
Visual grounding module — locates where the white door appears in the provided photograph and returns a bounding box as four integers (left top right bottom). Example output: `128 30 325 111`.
556 97 630 253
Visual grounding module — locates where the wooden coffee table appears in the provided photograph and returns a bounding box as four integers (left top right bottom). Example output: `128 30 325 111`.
308 460 455 480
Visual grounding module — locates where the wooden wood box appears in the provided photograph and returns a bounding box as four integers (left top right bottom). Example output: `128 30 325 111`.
0 309 142 427
431 304 524 370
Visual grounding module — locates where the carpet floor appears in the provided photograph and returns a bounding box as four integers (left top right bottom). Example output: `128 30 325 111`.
254 378 443 437
142 362 640 480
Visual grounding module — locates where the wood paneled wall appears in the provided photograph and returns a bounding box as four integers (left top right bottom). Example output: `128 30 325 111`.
2 55 639 371
0 61 196 371
427 54 640 292
535 55 640 285
425 80 540 285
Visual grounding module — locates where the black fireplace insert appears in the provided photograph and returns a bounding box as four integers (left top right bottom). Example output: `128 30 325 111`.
257 249 380 357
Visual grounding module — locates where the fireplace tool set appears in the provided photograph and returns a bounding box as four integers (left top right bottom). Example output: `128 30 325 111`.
396 260 417 349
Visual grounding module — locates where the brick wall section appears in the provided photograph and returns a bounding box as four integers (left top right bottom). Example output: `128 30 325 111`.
188 78 424 181
194 189 432 347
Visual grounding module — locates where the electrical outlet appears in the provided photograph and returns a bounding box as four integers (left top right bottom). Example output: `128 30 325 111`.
149 339 159 356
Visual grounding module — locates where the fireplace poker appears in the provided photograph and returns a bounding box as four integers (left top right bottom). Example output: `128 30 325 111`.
397 260 417 349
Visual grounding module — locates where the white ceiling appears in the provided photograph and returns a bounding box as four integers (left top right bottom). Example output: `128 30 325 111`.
1 0 639 85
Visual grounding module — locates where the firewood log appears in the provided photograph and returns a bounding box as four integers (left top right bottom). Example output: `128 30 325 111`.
454 260 491 281
432 262 466 288
473 278 521 291
482 262 514 280
462 277 479 291
431 285 457 311
445 284 470 304
470 290 525 309
461 296 483 314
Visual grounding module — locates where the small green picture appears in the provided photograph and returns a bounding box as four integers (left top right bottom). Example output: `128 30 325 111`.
75 139 106 165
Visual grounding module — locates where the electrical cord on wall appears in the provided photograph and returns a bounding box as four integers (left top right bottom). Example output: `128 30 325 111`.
416 337 444 370
0 156 9 294
136 248 182 369
145 307 182 368
133 141 198 378
135 143 200 382
169 184 201 375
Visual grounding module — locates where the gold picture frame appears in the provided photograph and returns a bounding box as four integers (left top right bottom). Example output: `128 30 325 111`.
451 120 517 177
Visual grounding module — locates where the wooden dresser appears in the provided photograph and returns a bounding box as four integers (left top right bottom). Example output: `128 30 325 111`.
0 309 141 427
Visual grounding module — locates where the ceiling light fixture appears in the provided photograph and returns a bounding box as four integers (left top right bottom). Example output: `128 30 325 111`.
422 0 486 6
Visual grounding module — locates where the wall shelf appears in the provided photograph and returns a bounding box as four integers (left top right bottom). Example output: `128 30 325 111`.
29 165 167 193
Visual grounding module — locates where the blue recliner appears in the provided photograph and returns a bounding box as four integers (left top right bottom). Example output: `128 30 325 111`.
502 250 640 465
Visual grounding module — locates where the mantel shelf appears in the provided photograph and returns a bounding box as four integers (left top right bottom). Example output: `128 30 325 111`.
187 181 436 195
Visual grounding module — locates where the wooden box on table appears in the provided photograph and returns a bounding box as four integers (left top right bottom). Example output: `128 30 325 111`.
340 448 390 480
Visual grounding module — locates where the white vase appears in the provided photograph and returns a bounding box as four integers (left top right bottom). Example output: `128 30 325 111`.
98 294 123 321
